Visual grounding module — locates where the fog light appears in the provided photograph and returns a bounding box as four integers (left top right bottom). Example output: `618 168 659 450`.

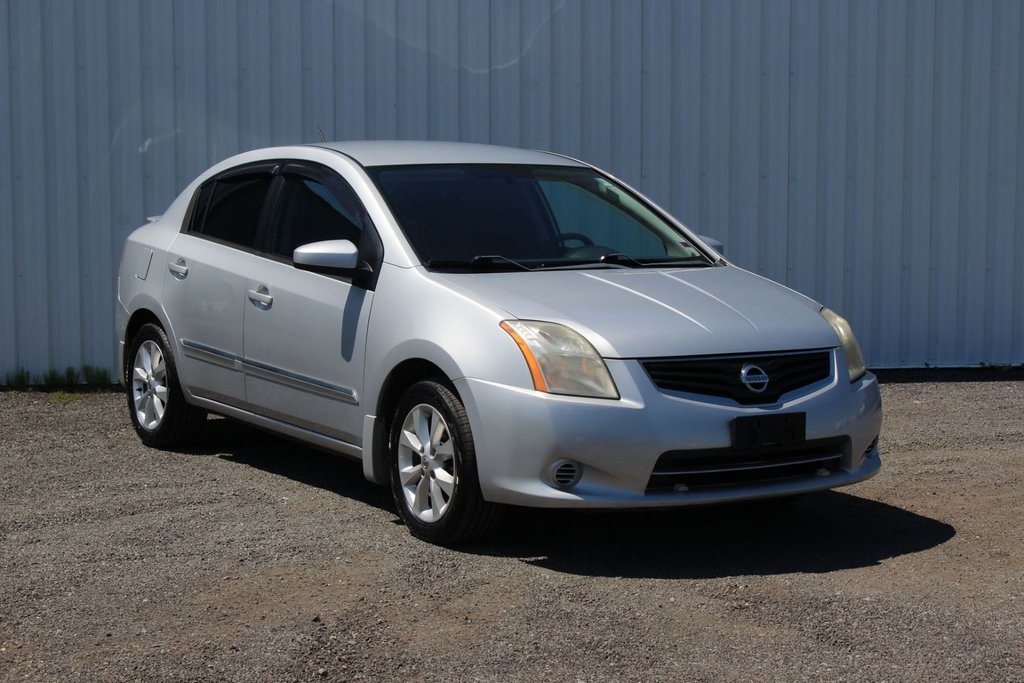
550 460 582 489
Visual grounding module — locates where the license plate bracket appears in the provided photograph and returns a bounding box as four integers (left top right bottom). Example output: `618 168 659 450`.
731 413 806 450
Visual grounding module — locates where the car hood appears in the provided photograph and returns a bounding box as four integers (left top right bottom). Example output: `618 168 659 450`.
433 265 839 358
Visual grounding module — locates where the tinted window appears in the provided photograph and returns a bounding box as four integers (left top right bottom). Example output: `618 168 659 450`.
369 165 706 267
369 166 552 262
538 179 665 256
199 175 273 248
270 175 363 259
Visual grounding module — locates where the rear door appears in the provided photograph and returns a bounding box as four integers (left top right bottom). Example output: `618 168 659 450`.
162 163 276 405
241 161 377 444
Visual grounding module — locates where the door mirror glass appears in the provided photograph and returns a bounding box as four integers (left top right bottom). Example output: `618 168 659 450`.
293 239 360 272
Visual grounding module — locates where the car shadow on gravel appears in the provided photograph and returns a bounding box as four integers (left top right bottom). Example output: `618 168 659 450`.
178 418 954 579
174 416 394 511
476 495 956 578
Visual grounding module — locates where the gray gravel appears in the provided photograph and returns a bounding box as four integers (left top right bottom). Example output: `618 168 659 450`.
1 381 1022 682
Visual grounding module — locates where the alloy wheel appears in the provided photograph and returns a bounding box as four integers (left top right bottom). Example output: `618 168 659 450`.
131 340 169 431
396 403 457 522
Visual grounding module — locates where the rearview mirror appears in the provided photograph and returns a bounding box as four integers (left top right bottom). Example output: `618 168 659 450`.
696 234 725 256
293 239 361 273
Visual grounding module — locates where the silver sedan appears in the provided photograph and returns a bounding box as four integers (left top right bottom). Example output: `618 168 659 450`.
116 141 882 544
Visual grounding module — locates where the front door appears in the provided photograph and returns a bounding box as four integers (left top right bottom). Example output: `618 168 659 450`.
242 163 374 444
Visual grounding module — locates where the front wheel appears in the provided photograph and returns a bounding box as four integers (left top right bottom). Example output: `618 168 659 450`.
388 380 502 544
126 323 206 448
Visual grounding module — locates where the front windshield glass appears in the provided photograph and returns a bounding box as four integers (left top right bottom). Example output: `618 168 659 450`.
367 164 710 270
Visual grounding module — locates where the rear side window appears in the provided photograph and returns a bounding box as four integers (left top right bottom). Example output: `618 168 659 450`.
270 175 364 259
193 174 273 249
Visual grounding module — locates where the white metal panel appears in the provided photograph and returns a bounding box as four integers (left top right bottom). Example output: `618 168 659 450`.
1 0 1023 383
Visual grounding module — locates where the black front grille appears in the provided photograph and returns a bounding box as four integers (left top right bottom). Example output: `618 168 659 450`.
646 437 848 493
641 350 831 405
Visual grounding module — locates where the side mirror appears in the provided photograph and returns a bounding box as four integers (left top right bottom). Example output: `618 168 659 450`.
696 234 725 256
293 239 362 274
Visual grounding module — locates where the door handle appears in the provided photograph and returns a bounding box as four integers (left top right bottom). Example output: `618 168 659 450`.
247 286 273 308
168 258 189 278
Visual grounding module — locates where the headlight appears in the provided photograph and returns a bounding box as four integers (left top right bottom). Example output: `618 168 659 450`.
500 320 619 399
821 307 866 382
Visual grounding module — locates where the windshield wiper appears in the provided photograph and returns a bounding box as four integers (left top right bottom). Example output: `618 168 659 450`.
598 252 711 268
425 254 636 272
599 252 645 267
633 255 712 267
424 255 534 271
472 254 533 270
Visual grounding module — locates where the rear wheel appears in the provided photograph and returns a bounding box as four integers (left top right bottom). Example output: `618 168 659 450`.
388 380 502 544
126 323 206 448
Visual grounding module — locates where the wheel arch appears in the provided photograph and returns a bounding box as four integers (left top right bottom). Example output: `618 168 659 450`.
122 308 166 384
364 357 460 485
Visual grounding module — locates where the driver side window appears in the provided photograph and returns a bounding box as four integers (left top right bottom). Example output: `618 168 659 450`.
270 174 364 260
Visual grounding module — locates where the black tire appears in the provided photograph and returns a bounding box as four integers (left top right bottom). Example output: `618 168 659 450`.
388 380 503 544
125 323 206 448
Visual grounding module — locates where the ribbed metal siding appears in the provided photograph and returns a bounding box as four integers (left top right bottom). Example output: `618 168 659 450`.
1 0 1022 381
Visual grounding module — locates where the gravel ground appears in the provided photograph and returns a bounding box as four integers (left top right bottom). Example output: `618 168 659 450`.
1 381 1022 682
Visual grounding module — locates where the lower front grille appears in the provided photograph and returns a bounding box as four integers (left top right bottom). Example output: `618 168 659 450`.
646 437 849 493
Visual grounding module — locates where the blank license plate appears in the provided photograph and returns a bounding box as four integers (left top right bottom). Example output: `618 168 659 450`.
731 413 806 450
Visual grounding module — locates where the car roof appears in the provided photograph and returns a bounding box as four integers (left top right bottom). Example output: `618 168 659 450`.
312 140 586 168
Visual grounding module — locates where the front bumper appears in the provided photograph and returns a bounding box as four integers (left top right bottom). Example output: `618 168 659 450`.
455 350 883 508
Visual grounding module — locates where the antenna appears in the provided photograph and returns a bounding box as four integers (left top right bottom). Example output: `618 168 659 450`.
315 122 326 143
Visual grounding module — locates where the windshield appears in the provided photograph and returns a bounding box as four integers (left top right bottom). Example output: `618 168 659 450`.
367 164 712 270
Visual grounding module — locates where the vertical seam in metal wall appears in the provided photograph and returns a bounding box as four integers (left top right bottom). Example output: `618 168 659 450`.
8 0 21 374
41 0 55 371
487 0 494 142
926 0 940 366
1 0 15 375
698 0 707 232
108 0 122 362
577 0 584 159
544 0 552 150
954 3 971 361
392 0 399 140
73 0 86 372
814 1 826 301
204 2 212 164
841 0 854 319
361 0 369 139
898 0 914 366
639 0 645 197
171 0 180 188
982 1 999 363
668 0 676 218
1015 0 1024 358
725 0 734 256
784 0 793 283
870 2 883 362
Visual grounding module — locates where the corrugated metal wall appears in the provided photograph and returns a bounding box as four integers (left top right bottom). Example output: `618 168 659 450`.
2 0 1022 380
